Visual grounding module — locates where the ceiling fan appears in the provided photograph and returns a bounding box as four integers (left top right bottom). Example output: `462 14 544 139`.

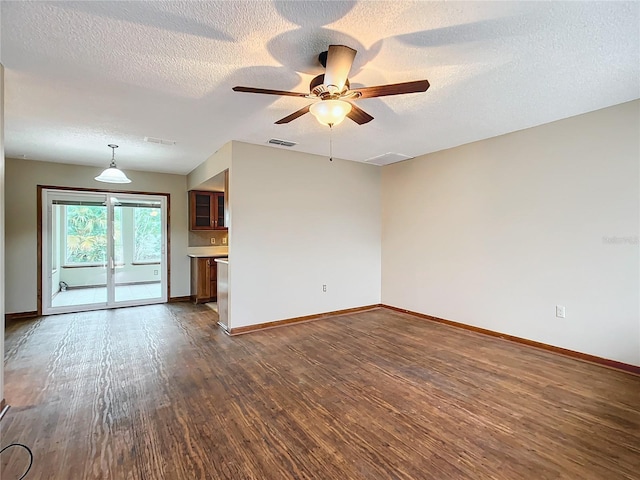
233 45 430 127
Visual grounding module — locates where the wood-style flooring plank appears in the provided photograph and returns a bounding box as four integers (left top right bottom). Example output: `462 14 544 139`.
2 305 639 479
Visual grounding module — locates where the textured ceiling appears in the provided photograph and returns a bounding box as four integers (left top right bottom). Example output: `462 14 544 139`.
1 1 638 174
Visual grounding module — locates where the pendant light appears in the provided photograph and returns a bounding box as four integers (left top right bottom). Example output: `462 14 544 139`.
95 144 131 183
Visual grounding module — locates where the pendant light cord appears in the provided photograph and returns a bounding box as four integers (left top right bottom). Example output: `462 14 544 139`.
329 124 333 162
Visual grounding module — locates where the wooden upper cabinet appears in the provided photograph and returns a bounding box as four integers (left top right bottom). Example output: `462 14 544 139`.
189 191 226 230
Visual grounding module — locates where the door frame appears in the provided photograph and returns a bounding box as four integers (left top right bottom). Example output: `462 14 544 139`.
37 185 171 315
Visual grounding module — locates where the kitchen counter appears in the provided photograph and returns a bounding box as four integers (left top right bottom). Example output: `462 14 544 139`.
187 246 228 258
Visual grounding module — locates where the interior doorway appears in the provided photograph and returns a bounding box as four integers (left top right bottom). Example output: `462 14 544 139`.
41 188 168 314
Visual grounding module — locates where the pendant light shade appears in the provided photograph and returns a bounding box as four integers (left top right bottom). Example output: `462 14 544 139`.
95 144 131 184
309 99 352 126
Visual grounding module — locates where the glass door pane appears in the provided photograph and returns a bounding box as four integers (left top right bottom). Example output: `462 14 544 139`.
48 196 108 310
216 193 225 228
113 197 164 304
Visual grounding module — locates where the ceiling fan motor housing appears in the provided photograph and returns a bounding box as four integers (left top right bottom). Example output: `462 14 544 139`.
310 74 350 99
318 50 328 68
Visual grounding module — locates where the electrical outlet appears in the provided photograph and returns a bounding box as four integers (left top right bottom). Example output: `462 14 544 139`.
322 284 327 292
222 237 227 245
153 270 158 275
556 305 566 318
210 238 216 245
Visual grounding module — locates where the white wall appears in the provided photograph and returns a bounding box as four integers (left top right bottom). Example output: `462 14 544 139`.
382 100 640 366
58 264 159 288
4 158 189 313
229 141 381 328
1 63 6 402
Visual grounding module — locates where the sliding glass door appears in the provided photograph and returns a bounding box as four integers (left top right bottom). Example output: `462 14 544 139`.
42 189 168 314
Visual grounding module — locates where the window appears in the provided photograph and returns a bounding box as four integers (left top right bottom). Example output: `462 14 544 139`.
134 208 162 263
65 205 108 264
64 205 122 265
63 203 159 266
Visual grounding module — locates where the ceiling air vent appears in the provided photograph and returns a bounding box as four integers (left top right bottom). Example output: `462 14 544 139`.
268 138 297 147
364 152 412 166
144 136 176 146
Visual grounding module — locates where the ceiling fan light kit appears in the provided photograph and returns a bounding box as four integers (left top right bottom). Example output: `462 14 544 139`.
95 144 132 184
309 99 352 126
232 44 430 128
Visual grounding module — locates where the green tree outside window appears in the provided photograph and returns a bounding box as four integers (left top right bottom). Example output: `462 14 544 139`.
134 208 161 262
65 206 122 264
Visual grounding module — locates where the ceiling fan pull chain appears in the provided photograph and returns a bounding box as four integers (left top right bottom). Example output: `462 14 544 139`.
329 124 333 162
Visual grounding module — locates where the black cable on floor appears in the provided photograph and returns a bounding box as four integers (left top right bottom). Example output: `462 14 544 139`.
0 443 33 479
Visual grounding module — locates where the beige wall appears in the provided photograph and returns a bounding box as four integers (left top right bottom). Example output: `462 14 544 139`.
189 229 228 247
228 141 381 328
187 141 231 191
5 158 189 313
382 100 640 366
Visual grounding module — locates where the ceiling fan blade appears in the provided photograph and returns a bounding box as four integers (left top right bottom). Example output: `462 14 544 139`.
233 86 308 97
275 104 311 124
347 103 374 125
353 80 430 99
324 45 357 92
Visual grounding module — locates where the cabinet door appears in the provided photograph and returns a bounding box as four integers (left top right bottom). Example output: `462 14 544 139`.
190 191 215 230
191 257 211 303
214 193 225 230
189 191 228 230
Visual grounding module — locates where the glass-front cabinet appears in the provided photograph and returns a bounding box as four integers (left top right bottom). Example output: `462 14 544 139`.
189 191 226 230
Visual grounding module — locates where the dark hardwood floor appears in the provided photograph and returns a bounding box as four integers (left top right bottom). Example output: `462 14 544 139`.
2 304 639 479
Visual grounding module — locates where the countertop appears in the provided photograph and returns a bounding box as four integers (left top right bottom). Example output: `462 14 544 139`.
187 246 229 258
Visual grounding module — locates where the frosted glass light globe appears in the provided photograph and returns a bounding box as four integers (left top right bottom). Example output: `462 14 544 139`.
309 100 352 126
